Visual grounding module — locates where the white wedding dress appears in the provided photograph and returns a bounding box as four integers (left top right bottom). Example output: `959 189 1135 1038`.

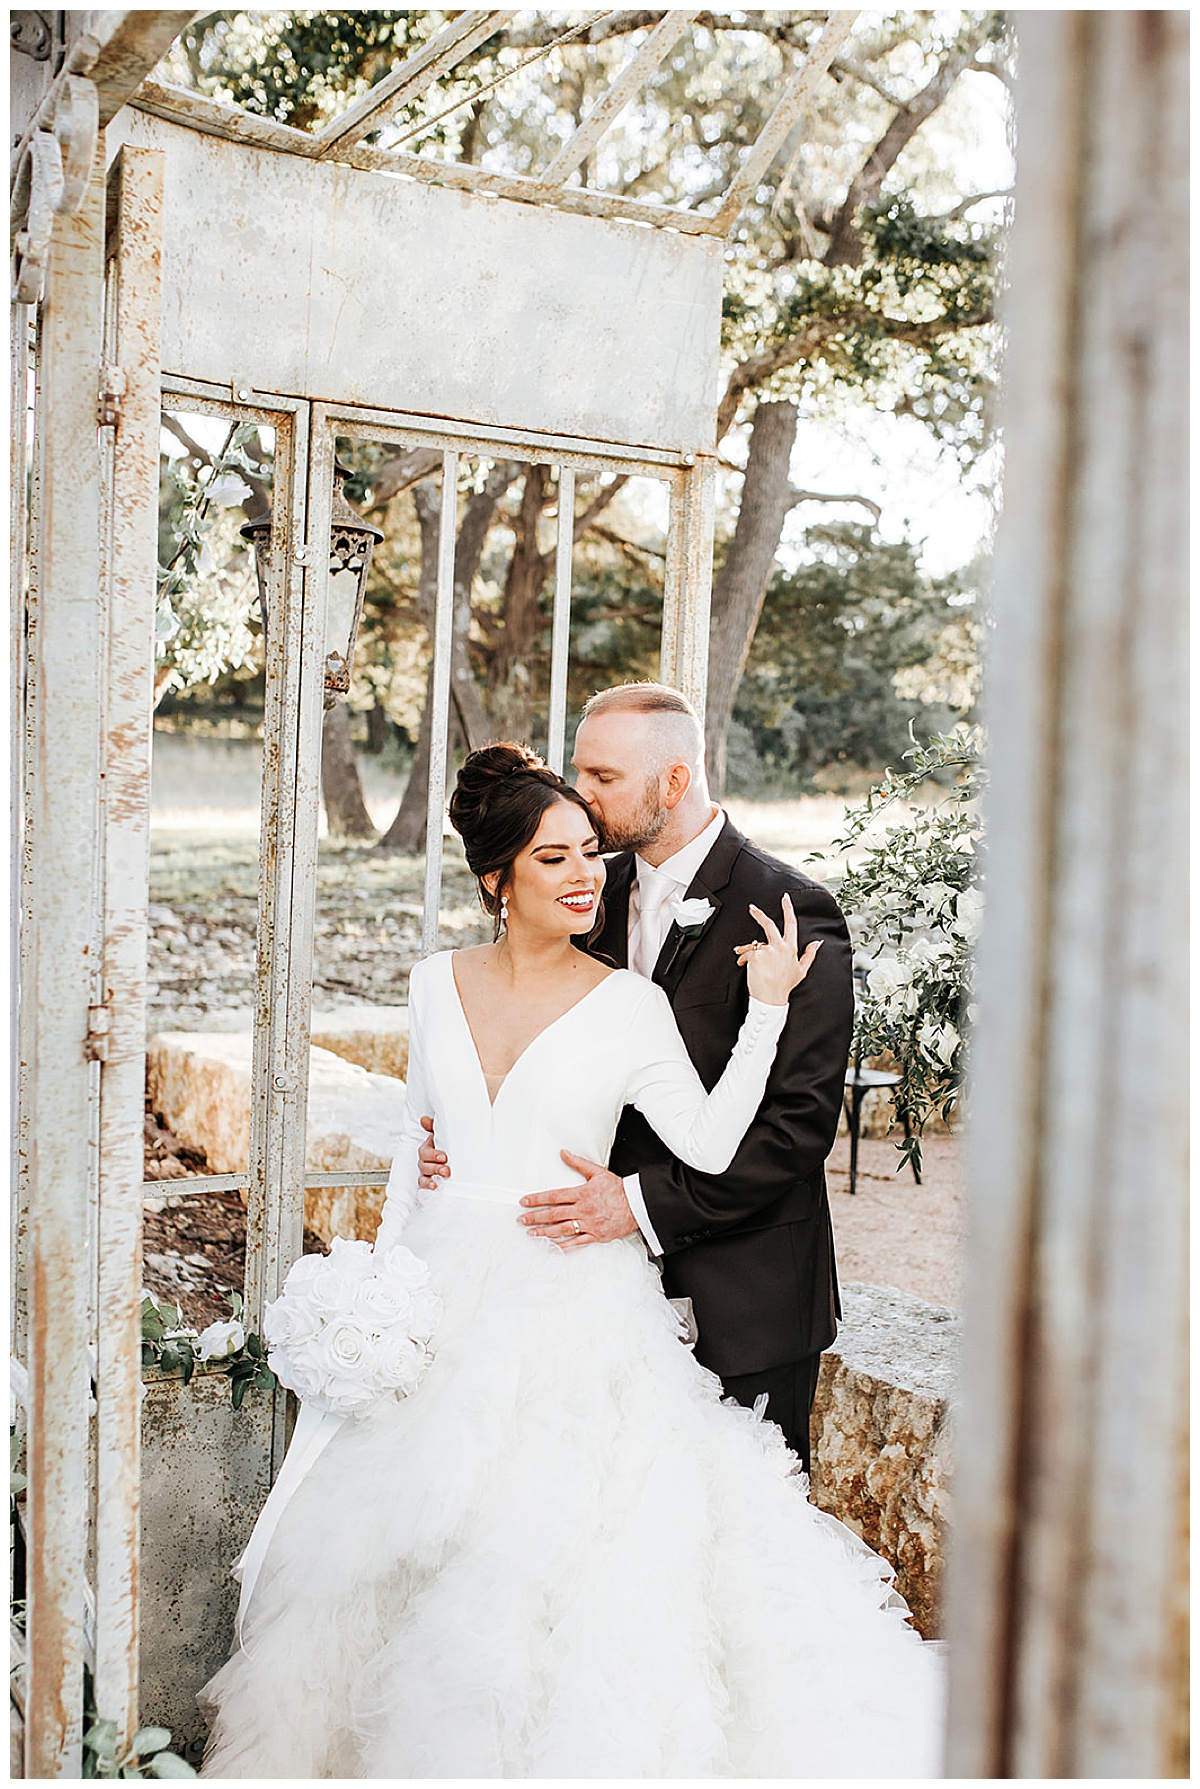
200 953 943 1778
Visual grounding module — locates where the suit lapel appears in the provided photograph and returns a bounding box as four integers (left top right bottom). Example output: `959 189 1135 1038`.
654 817 746 998
590 851 634 968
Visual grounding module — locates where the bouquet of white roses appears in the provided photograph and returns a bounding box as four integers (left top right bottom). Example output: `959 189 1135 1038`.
262 1236 442 1419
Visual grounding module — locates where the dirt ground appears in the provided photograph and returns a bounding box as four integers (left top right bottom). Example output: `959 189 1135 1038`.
825 1130 963 1309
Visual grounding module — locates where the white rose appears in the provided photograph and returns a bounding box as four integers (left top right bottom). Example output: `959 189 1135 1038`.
327 1236 376 1280
352 1275 414 1330
282 1252 328 1291
374 1330 423 1392
308 1266 368 1316
935 1022 960 1067
867 958 907 1000
921 882 955 917
263 1295 319 1350
269 1335 326 1403
406 1284 443 1342
195 1318 245 1362
954 886 984 942
667 894 715 932
373 1242 432 1292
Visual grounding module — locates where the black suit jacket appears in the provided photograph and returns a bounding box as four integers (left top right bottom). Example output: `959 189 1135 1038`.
588 816 853 1379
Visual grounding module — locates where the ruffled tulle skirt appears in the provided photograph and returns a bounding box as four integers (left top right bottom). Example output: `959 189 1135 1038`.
199 1195 943 1777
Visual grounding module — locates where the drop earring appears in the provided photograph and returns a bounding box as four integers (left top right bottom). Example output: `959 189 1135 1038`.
500 895 509 928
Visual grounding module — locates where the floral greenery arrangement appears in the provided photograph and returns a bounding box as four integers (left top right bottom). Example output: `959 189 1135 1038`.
141 1289 276 1411
820 724 985 1173
155 422 263 700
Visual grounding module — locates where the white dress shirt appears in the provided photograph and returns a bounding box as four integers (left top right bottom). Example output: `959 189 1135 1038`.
624 807 727 1255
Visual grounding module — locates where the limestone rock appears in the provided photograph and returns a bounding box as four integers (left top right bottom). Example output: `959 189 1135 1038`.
146 1031 408 1244
309 1006 409 1081
810 1280 958 1639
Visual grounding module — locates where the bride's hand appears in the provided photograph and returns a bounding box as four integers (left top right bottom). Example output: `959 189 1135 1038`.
734 894 822 1006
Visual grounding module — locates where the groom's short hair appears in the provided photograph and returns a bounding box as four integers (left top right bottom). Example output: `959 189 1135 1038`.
581 682 705 775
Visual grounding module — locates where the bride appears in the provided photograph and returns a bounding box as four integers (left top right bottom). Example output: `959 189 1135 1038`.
200 744 943 1778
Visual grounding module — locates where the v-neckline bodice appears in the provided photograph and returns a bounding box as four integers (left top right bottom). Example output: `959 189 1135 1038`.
446 950 618 1110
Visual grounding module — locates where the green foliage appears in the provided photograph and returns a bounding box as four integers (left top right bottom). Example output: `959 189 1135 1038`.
141 1289 275 1408
818 725 985 1172
165 12 445 133
156 425 264 699
723 195 998 463
732 523 978 789
82 1670 196 1778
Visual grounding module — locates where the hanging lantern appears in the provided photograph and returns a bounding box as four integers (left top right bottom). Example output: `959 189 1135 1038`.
240 459 383 709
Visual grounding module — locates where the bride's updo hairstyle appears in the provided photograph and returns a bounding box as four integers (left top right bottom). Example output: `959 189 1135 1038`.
449 743 603 938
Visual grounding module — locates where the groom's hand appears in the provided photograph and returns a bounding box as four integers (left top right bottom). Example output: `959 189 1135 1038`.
417 1115 450 1191
518 1152 639 1249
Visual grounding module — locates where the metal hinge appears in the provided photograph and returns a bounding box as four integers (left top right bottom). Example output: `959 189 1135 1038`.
84 1002 110 1062
98 363 125 429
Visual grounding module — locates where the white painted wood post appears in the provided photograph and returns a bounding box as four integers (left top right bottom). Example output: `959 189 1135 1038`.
421 452 459 957
546 467 575 774
661 455 716 723
23 149 106 1781
92 142 163 1747
245 395 313 1340
945 13 1189 1777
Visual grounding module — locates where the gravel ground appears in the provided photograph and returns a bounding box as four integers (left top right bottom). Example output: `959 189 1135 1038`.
826 1131 964 1309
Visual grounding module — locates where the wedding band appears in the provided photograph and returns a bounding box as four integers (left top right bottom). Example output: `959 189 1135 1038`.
572 1220 582 1235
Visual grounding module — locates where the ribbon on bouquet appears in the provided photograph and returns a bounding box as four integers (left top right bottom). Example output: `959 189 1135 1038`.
232 1401 345 1640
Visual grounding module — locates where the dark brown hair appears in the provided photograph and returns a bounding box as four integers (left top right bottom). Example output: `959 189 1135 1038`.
448 743 602 938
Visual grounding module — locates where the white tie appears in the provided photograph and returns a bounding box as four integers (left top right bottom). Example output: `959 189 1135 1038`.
633 868 675 978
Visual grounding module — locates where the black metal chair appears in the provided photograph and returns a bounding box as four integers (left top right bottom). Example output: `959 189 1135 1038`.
843 964 921 1197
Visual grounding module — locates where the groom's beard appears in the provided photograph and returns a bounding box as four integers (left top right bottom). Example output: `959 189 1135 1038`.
597 776 668 854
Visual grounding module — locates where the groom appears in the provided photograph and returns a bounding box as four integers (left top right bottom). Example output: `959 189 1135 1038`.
420 683 854 1469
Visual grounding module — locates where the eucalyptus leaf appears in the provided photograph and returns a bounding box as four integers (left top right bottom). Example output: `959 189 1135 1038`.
129 1726 172 1755
147 1752 198 1778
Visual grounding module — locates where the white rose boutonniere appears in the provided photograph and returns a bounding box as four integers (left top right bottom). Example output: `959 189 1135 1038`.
667 893 715 936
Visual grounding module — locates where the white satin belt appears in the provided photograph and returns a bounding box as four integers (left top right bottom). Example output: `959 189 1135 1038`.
439 1179 536 1208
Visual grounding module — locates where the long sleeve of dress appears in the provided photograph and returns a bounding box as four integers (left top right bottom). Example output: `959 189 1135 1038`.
624 980 787 1175
373 964 433 1252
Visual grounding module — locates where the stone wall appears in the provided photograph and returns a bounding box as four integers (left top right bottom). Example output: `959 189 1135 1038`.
811 1280 958 1638
139 1373 275 1764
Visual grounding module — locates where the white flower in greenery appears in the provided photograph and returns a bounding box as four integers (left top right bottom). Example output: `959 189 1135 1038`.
196 1318 246 1362
921 882 956 918
918 1018 960 1069
954 886 984 943
204 472 252 508
867 958 908 1001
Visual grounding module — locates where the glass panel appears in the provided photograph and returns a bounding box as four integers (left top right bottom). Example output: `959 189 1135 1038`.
143 406 274 1330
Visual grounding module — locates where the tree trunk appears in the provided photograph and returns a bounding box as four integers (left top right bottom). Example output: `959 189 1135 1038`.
320 702 375 839
377 659 437 854
376 463 519 854
365 697 391 754
704 400 800 799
